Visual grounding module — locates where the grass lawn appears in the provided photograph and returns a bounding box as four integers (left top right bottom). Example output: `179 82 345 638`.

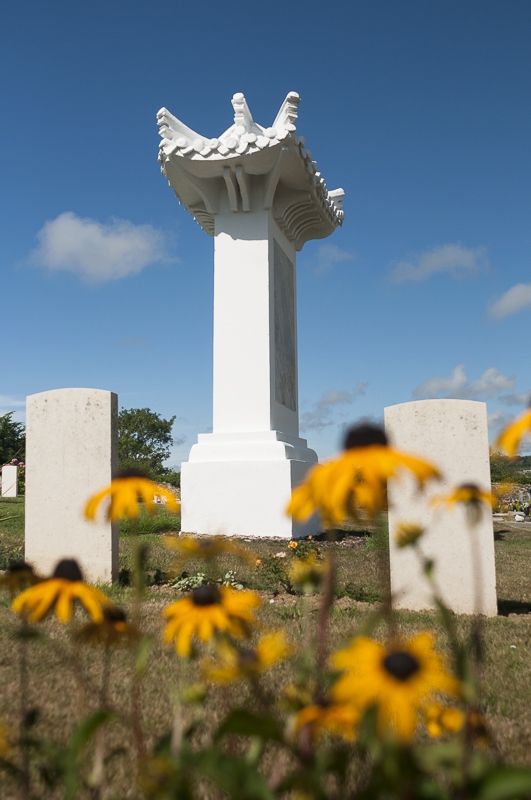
2 498 531 796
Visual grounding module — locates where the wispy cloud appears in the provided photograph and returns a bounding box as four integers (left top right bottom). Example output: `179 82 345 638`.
487 409 514 431
173 434 186 447
29 212 173 283
313 244 354 275
114 337 149 350
300 384 367 431
488 282 531 320
413 365 514 400
390 243 488 283
0 396 25 408
499 392 530 407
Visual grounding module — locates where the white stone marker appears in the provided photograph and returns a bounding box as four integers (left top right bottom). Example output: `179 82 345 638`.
25 389 118 583
384 399 497 616
158 92 345 538
1 464 18 497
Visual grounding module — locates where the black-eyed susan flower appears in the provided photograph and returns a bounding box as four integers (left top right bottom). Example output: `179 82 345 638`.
163 584 260 657
294 701 359 742
85 469 180 522
331 632 459 742
289 553 326 591
0 560 40 597
164 534 255 565
11 559 114 624
201 630 291 683
395 523 425 549
288 423 440 525
75 606 140 647
495 407 531 457
423 703 464 738
431 483 495 525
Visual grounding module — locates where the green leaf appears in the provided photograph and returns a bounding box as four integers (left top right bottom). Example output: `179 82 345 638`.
136 634 153 676
478 767 531 800
215 709 283 743
63 710 114 800
195 748 275 800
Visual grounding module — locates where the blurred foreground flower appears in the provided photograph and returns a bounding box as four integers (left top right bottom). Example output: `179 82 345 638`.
164 534 254 564
395 523 425 549
85 469 180 521
76 606 140 647
163 585 260 657
202 630 291 683
289 552 326 591
295 701 359 743
0 560 40 597
12 559 114 624
288 423 440 525
495 407 531 456
432 483 495 526
424 703 464 738
332 632 459 741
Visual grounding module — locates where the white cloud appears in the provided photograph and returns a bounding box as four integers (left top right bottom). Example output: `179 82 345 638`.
488 283 531 320
391 243 488 283
499 392 530 407
300 384 367 431
487 409 515 431
413 365 514 400
313 244 354 275
29 212 173 283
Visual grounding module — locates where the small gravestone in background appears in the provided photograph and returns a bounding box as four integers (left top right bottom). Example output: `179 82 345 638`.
1 464 18 497
384 399 497 617
25 388 118 583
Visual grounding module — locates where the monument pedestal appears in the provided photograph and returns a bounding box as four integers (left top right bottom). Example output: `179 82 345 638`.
158 91 344 538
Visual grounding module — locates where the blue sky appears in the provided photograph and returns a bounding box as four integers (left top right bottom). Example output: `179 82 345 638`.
2 0 530 466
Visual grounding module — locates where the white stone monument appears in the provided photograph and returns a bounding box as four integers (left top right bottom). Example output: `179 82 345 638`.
25 389 118 583
158 92 344 538
1 464 18 497
384 399 497 616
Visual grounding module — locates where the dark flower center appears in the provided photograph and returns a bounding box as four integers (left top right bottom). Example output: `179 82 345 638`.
116 468 149 480
103 607 127 623
52 559 84 582
383 651 420 681
192 584 222 606
8 560 34 574
238 648 259 668
459 483 480 497
344 424 388 450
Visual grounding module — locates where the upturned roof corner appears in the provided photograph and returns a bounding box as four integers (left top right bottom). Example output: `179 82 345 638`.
157 91 344 250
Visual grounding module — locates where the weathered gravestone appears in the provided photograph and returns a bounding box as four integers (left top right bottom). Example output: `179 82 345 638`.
25 388 118 583
1 464 18 497
158 91 345 538
384 399 497 616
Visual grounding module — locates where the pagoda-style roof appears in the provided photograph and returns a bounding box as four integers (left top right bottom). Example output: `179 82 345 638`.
157 92 344 250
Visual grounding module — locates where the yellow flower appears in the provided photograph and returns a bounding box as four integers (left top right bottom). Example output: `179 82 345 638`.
288 423 440 525
85 469 180 521
288 541 298 549
164 534 255 564
289 553 326 590
424 703 464 738
12 559 114 624
395 523 425 549
255 558 262 567
495 408 531 456
163 585 260 657
331 632 459 742
431 483 495 525
295 701 359 742
75 606 140 647
0 560 41 597
202 631 291 683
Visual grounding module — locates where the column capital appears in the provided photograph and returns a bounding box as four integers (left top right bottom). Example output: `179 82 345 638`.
157 91 344 251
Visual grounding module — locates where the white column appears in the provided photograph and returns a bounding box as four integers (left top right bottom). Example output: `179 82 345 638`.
385 399 497 616
25 388 118 583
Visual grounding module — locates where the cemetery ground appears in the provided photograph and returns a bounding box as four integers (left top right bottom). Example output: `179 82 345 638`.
2 499 531 794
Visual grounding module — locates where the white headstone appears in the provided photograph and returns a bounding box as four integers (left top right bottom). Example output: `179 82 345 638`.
1 464 18 497
25 388 118 583
384 399 497 617
158 92 345 538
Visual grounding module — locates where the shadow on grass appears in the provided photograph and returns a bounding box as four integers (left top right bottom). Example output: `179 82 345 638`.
498 599 531 616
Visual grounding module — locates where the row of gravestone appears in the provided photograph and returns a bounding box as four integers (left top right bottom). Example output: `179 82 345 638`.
7 388 497 616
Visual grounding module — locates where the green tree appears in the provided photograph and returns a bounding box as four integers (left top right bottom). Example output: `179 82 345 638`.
118 407 177 478
0 412 25 464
